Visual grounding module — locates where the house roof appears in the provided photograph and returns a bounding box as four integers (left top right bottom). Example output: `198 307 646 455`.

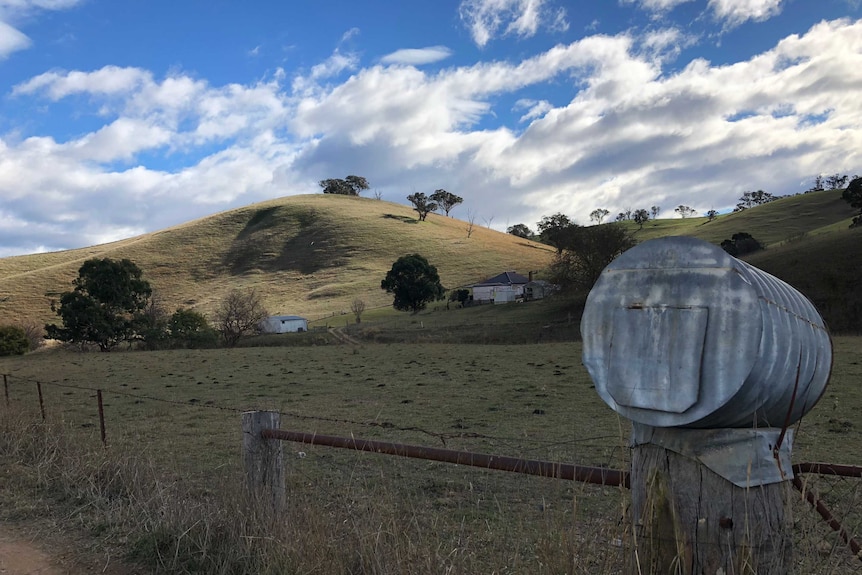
268 315 307 321
471 271 530 287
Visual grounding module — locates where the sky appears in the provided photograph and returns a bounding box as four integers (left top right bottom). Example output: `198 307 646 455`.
1 0 861 257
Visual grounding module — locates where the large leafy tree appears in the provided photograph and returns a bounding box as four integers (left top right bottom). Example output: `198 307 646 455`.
537 213 578 254
430 189 463 216
506 223 534 239
319 175 370 196
407 192 438 221
381 254 445 313
842 177 862 227
549 224 637 293
733 190 776 212
45 258 152 351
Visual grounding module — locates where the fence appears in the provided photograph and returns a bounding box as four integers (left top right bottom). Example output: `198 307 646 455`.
3 371 862 571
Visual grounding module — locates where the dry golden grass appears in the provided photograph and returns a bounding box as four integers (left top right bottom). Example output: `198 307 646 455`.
0 195 555 327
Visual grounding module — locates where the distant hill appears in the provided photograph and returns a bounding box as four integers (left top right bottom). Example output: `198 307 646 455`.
0 195 556 326
1 190 859 333
620 189 861 332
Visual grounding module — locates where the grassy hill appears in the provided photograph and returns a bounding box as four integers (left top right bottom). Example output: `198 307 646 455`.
621 189 861 332
0 189 859 333
0 195 556 327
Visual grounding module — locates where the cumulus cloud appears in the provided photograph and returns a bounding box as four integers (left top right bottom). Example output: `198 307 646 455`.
380 46 453 66
708 0 784 27
0 18 29 58
2 17 862 255
0 0 82 60
459 0 569 47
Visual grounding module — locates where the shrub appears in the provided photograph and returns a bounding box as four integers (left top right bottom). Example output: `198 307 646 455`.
720 232 763 257
0 325 29 355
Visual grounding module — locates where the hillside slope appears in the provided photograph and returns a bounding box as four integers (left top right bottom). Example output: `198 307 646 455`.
0 195 555 326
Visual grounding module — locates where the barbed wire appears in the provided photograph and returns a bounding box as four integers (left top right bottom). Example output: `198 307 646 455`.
2 373 621 453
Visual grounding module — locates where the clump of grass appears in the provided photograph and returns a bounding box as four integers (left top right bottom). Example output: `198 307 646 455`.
0 407 630 574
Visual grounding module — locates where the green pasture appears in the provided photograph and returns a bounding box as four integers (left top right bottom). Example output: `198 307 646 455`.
2 338 861 573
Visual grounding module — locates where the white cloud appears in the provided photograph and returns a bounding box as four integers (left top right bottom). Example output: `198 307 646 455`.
2 18 862 256
380 46 453 66
708 0 784 27
0 19 29 58
0 0 81 59
459 0 569 47
621 0 695 13
14 66 152 99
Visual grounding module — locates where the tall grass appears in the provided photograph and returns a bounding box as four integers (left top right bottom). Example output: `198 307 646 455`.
0 405 631 574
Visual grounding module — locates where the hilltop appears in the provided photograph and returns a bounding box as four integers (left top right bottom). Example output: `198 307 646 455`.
0 195 555 326
0 189 859 333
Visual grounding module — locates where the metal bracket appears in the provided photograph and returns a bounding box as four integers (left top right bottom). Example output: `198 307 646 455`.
631 423 794 487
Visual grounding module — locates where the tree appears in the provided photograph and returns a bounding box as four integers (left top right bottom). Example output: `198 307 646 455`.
0 325 29 356
214 288 269 347
507 223 534 239
45 258 152 351
674 205 696 218
537 213 578 254
380 254 445 313
465 209 477 238
589 209 609 225
406 192 438 221
633 209 650 229
549 224 637 293
350 298 366 324
842 177 862 227
319 175 370 196
734 190 775 212
650 206 661 219
169 309 218 349
449 289 470 307
720 232 763 257
706 209 719 221
826 173 849 190
429 189 463 216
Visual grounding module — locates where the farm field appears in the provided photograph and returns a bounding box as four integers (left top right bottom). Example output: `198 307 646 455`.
2 339 862 573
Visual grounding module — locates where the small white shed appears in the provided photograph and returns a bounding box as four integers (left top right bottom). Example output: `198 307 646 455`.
261 315 308 334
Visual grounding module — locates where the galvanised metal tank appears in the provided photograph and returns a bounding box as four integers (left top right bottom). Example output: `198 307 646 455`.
581 236 832 428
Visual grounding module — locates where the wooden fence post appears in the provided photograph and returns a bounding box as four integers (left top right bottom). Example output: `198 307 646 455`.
242 411 285 511
630 442 792 574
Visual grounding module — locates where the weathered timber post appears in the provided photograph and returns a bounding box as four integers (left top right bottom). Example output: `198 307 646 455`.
242 410 285 511
581 237 832 575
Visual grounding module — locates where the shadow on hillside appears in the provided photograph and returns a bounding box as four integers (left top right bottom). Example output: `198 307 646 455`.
222 207 348 275
382 214 419 224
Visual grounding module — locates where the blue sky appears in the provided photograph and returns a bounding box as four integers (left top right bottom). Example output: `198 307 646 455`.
1 0 861 256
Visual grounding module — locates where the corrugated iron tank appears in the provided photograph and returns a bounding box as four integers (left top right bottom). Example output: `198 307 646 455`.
581 236 832 428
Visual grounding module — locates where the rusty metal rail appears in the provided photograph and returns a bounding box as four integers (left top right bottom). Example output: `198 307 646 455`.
261 428 630 488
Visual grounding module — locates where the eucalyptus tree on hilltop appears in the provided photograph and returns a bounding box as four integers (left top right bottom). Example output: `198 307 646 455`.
430 189 463 216
319 175 370 196
407 192 438 221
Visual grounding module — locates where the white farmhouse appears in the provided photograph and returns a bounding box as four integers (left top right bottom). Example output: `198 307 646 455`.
260 315 309 334
469 271 530 304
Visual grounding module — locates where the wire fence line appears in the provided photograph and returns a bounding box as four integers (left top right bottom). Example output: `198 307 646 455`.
5 371 862 570
1 372 621 455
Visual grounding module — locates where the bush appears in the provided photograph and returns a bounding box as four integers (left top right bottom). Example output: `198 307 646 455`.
0 325 29 356
720 232 763 257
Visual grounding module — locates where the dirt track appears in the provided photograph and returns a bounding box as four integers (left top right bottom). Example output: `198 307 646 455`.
0 526 63 575
0 525 144 575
